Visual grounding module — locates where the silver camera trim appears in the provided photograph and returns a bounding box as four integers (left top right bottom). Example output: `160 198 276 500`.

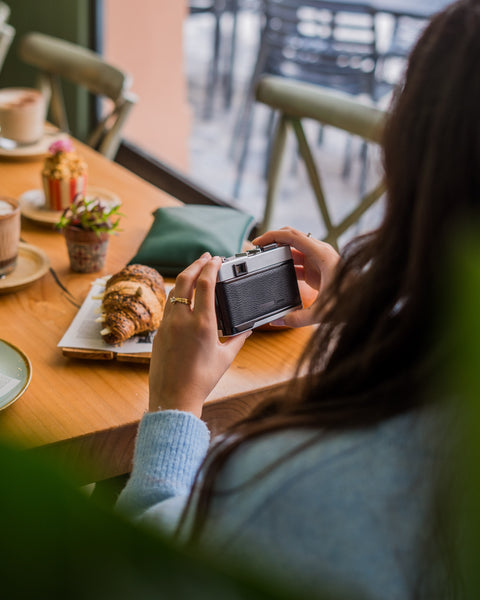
217 244 293 282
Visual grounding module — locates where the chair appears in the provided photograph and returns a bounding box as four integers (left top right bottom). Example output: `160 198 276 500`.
18 32 137 160
255 75 386 249
0 1 10 25
189 0 239 118
376 13 427 87
189 0 262 119
0 22 14 74
0 2 14 75
231 0 388 198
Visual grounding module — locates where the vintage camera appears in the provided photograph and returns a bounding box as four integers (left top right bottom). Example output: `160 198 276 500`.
215 243 302 336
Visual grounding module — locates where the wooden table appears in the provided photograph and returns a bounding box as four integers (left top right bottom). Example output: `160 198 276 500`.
0 140 314 484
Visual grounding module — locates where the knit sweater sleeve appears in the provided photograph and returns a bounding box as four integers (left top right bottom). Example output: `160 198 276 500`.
116 410 210 519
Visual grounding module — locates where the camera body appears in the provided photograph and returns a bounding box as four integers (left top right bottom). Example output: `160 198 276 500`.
215 243 302 336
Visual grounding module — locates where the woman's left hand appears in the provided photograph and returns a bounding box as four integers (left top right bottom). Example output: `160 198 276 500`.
148 252 251 417
252 228 340 328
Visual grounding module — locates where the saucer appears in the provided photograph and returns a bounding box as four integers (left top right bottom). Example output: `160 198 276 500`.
0 243 50 294
0 126 70 160
19 187 121 226
0 339 32 411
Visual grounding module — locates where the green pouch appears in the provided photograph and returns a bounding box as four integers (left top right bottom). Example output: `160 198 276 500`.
129 205 255 277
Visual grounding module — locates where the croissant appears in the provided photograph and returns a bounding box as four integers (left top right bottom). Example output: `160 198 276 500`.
100 264 166 345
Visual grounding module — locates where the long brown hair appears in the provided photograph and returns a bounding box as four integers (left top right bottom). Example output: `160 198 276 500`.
182 0 480 543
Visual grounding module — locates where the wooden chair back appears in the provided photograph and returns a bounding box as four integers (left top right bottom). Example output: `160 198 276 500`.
255 74 387 249
18 32 138 160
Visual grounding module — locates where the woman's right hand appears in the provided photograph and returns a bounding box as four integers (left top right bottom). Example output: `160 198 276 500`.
252 227 340 328
148 253 250 417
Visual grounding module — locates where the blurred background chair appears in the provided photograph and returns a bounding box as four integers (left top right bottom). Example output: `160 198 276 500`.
382 13 427 59
189 0 262 119
255 75 386 249
376 12 427 88
189 0 238 119
0 1 9 23
0 2 14 76
231 0 390 198
17 31 137 160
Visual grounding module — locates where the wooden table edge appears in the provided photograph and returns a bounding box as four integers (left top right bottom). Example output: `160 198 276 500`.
28 378 303 485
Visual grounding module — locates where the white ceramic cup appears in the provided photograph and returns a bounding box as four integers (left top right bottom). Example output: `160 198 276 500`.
0 88 46 146
0 197 21 277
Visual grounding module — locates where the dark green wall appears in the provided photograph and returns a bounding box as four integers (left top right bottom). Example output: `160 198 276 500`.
1 0 94 141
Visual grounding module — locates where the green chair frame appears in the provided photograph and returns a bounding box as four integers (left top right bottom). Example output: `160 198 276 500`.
0 2 14 75
0 1 10 25
255 75 387 249
18 32 137 160
0 21 14 73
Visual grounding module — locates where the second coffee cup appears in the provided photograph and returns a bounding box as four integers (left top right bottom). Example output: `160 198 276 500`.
0 197 21 277
0 88 46 146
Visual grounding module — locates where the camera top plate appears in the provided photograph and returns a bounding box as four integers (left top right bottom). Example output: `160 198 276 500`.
217 243 292 282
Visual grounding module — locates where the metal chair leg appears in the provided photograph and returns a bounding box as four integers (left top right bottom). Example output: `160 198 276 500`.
232 104 256 198
260 113 289 233
290 117 335 246
203 10 222 120
223 0 238 109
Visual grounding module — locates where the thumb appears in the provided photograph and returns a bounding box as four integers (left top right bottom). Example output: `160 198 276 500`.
276 306 317 328
221 330 252 360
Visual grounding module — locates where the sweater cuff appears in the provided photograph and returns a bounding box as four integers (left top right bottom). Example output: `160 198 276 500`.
134 410 210 483
116 410 210 516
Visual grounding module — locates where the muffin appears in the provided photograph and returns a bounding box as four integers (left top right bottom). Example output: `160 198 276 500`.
42 139 87 211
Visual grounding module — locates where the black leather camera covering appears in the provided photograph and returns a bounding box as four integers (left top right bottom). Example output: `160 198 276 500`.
215 260 301 335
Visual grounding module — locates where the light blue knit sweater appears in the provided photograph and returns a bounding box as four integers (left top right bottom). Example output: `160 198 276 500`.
116 407 446 599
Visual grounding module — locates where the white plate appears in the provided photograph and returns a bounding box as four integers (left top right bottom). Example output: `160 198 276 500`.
0 126 70 160
19 187 122 226
0 339 32 411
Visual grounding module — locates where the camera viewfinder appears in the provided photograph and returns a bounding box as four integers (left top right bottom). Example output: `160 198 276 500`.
233 262 248 277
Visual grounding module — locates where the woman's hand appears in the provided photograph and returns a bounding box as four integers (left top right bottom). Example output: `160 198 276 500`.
252 227 340 328
148 252 251 417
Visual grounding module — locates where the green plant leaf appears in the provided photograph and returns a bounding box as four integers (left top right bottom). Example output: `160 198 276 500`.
56 194 124 235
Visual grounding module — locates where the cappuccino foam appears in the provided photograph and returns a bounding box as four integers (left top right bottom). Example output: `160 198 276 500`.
0 199 14 215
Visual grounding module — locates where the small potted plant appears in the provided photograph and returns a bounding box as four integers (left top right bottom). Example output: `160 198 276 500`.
56 194 123 273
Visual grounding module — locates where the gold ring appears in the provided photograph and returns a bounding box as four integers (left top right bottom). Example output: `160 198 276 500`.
170 296 191 305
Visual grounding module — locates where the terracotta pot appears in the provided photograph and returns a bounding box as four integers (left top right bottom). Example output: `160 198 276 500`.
64 226 109 273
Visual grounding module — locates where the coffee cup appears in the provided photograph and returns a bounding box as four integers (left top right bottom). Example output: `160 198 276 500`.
0 197 21 277
0 88 46 147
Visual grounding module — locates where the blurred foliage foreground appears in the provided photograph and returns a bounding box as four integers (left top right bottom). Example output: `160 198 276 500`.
448 238 480 600
0 437 339 600
2 239 480 599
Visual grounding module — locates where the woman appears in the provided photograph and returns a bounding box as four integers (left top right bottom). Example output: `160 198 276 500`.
117 1 475 598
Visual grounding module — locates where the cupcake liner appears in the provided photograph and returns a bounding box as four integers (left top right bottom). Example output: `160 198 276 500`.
42 173 87 211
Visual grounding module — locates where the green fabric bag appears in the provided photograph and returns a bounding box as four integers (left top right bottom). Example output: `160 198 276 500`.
129 204 255 277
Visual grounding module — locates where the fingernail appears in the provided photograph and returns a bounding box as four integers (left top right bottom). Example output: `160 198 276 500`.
200 252 211 259
270 318 286 327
